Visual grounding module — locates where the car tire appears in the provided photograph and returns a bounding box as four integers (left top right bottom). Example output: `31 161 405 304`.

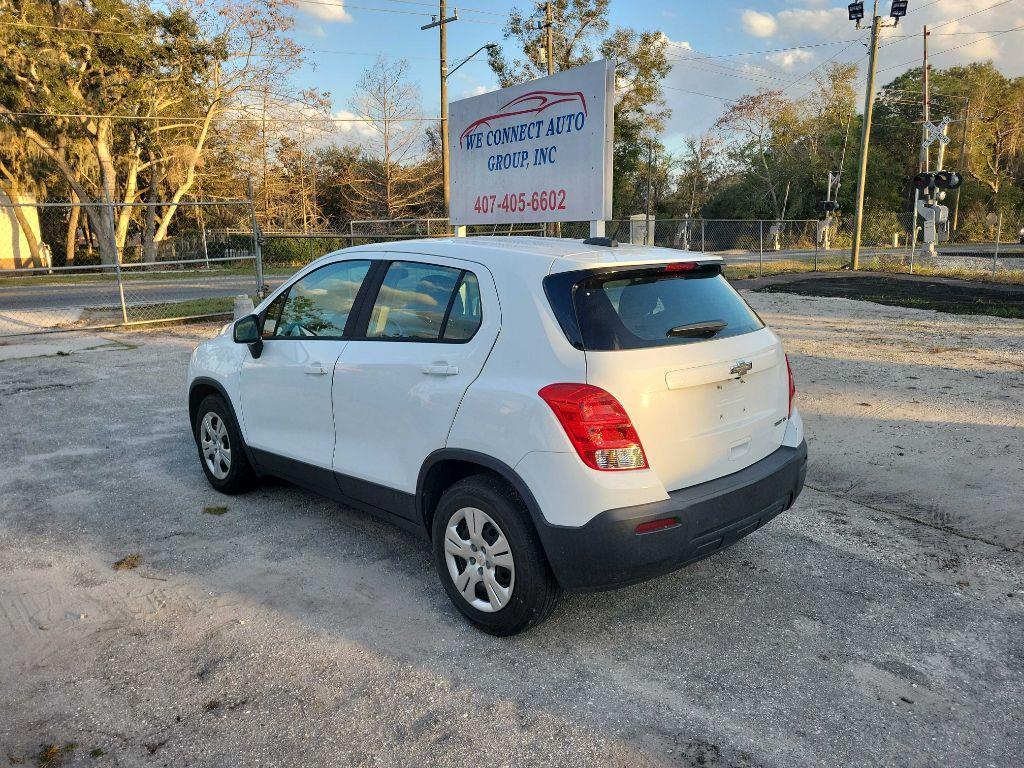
431 474 561 636
193 394 258 495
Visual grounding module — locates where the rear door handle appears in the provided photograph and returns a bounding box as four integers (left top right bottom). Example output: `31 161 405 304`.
422 362 459 376
304 362 329 376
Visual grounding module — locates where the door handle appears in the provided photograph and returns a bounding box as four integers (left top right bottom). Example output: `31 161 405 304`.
422 362 459 376
304 362 329 376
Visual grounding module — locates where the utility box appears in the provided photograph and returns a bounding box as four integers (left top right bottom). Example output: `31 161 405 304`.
916 201 949 244
629 214 654 246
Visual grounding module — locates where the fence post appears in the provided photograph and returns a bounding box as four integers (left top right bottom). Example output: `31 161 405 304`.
758 220 764 278
992 212 1002 280
103 199 129 325
247 178 265 298
813 220 819 272
700 219 705 252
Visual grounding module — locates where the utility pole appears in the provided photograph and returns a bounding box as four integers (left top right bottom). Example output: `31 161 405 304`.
544 1 554 76
440 0 450 222
645 140 653 246
850 1 882 272
421 7 459 225
950 97 970 238
910 25 929 258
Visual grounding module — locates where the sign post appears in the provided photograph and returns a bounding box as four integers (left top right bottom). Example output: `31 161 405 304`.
448 60 615 236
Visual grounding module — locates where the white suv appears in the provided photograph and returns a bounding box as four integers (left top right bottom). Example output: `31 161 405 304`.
187 236 806 635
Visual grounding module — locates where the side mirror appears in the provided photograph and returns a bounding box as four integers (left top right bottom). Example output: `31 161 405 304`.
233 314 263 358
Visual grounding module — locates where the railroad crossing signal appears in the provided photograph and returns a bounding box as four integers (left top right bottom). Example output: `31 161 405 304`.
922 117 951 148
817 200 840 213
912 171 962 193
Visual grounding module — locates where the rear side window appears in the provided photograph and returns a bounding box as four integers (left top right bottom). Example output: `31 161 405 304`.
366 261 481 342
550 266 764 351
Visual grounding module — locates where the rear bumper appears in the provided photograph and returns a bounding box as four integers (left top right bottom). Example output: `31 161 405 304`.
536 440 808 592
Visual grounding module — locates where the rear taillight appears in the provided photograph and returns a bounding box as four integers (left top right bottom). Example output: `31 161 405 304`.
538 383 648 471
786 354 796 417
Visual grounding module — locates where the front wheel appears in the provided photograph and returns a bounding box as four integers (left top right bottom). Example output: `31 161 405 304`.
431 475 561 636
193 394 257 494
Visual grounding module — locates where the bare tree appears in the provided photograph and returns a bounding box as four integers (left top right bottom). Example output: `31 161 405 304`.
347 58 440 220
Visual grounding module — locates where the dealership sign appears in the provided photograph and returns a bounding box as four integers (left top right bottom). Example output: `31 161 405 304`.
448 60 615 226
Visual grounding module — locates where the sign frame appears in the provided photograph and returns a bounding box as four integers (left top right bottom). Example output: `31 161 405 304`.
447 60 615 227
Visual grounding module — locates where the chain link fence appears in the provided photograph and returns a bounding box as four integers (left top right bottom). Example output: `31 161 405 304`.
0 200 262 337
4 203 1021 338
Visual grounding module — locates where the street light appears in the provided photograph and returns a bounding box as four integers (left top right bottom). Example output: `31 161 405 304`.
447 42 498 79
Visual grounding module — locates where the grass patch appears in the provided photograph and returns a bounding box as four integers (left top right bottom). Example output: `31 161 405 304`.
203 505 228 516
88 748 105 759
758 275 1024 319
112 554 141 571
36 743 75 767
79 296 238 327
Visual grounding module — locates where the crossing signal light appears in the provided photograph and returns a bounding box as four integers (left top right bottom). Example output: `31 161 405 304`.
912 171 963 192
817 200 840 213
848 2 865 21
890 0 908 19
934 170 962 190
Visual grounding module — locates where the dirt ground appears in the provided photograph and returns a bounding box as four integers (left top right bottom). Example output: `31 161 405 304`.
0 292 1021 767
756 273 1024 319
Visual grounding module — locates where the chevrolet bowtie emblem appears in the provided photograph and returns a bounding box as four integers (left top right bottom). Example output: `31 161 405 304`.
730 360 753 377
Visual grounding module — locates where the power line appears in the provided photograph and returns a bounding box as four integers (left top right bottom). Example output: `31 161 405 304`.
931 0 1015 30
875 23 1024 76
292 0 502 23
782 38 862 94
663 37 865 61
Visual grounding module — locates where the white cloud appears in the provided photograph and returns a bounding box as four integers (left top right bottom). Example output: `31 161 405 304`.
741 10 778 38
300 0 352 23
460 84 497 99
776 8 846 34
766 49 814 69
330 109 379 141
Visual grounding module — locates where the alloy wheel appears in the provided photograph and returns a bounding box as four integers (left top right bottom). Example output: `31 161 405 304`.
200 411 231 480
443 506 515 612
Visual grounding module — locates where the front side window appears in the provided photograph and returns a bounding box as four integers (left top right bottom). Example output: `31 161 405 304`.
261 292 287 339
273 259 372 339
366 261 480 342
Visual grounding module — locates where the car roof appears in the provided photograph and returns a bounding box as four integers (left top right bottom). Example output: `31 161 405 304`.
342 236 722 277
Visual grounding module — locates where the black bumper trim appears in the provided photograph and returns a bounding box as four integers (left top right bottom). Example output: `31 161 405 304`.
535 440 808 592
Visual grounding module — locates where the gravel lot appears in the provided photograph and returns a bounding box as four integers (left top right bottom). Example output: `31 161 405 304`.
0 291 1021 767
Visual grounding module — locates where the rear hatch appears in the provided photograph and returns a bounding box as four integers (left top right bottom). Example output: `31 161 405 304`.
545 261 789 491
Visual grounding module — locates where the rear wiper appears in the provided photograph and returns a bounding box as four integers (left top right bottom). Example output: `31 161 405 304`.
666 320 727 338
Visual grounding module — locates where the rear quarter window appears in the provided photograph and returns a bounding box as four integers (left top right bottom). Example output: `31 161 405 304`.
545 265 764 351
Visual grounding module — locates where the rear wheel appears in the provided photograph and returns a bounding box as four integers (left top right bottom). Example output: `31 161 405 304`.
431 475 560 636
193 394 257 494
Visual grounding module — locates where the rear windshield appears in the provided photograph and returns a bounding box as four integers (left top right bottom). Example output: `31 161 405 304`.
550 266 764 351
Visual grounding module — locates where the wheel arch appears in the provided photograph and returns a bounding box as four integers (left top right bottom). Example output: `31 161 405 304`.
188 377 259 470
416 449 547 541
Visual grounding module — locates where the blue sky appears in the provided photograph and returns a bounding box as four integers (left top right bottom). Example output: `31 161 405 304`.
284 0 1024 154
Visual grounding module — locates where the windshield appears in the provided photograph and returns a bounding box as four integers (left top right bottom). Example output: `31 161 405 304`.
557 266 764 351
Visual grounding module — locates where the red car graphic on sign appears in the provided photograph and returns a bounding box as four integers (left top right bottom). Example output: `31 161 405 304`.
459 90 588 148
